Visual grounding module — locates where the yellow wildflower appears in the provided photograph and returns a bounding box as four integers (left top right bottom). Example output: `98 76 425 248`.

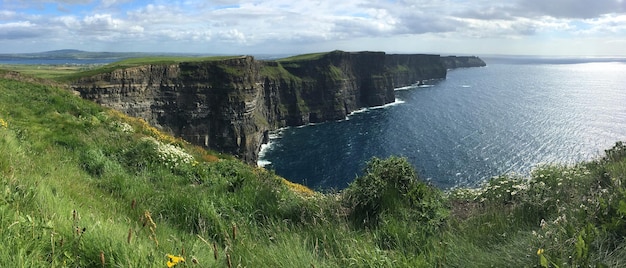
0 118 7 128
537 248 544 255
281 178 316 197
166 254 185 267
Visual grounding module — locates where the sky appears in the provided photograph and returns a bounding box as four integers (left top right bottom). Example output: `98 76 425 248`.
1 0 625 56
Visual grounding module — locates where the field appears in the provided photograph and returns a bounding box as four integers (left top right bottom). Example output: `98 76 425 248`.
0 64 95 80
1 68 626 267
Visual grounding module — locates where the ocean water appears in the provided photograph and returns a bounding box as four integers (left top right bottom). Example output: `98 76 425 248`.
259 59 626 190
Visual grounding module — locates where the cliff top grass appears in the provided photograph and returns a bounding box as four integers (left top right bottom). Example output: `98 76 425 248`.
49 55 246 82
2 69 626 267
276 51 331 62
0 64 88 80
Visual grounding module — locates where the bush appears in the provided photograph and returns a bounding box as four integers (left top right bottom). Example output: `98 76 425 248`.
343 156 447 228
603 141 626 162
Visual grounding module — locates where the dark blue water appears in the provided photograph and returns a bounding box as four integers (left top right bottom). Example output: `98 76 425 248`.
259 61 626 190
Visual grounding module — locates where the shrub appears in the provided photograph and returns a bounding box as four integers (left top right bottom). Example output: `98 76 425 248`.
343 156 447 228
603 141 626 162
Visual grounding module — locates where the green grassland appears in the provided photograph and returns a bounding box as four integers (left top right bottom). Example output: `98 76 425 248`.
0 64 95 80
0 55 247 82
276 52 329 62
57 56 246 82
1 69 626 267
1 51 338 82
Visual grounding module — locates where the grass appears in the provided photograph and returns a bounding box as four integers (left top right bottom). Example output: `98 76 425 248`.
2 70 626 267
0 64 96 80
276 51 330 62
51 55 245 82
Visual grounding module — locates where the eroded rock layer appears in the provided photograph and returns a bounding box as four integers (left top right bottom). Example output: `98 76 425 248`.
72 51 486 163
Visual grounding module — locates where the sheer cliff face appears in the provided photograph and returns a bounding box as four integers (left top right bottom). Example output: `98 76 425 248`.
72 51 479 164
441 56 487 69
74 57 267 163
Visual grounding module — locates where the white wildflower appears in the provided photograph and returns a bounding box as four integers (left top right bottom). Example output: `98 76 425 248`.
513 183 529 191
113 121 134 133
142 137 194 168
552 215 567 225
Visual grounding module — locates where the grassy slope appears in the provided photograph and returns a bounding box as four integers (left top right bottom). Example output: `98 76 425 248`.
57 56 248 82
1 68 626 267
0 56 243 82
0 64 90 80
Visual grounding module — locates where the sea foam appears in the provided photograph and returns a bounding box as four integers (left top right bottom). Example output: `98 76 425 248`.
257 129 287 167
348 98 405 117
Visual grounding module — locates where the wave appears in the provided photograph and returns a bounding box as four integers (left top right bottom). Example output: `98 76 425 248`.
347 98 405 117
257 141 274 167
395 80 439 91
257 128 288 167
257 159 272 167
394 85 416 91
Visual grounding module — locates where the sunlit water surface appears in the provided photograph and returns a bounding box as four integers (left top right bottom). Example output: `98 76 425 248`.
260 61 626 190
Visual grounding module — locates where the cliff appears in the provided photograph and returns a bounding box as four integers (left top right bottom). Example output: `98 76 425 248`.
441 56 487 69
71 51 483 164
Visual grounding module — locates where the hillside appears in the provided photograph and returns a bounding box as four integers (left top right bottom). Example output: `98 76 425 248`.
2 67 626 267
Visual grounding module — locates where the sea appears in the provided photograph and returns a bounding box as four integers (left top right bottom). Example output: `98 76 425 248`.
258 57 626 190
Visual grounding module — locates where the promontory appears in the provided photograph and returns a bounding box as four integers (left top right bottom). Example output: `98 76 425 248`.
70 50 486 163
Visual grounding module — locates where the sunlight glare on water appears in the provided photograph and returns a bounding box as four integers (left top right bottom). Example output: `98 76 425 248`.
259 60 626 190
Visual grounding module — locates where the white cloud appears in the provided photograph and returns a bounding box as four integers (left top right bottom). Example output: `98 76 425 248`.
578 14 626 35
99 0 131 8
512 0 625 19
1 0 625 55
0 10 18 20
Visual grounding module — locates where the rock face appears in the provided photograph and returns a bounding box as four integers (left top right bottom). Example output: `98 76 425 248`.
71 51 485 164
441 56 487 69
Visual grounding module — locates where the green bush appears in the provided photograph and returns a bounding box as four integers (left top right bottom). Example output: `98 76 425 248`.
603 141 626 162
343 157 447 228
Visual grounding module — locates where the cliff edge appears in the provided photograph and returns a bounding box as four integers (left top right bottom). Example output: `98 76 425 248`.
71 51 485 164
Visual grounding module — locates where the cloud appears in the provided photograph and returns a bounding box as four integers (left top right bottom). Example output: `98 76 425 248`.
0 10 17 20
0 21 47 39
1 0 625 55
576 14 626 35
512 0 626 19
99 0 132 8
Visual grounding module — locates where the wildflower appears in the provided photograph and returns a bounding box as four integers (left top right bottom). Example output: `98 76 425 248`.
537 248 544 255
552 215 566 225
166 254 185 267
112 121 134 133
0 118 7 128
141 137 194 168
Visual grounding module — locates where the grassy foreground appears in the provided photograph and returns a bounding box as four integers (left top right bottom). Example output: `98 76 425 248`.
1 70 626 267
